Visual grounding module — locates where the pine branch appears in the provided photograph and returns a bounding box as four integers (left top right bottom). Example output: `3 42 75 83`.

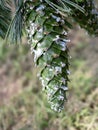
6 0 25 43
6 0 84 43
71 0 98 36
0 0 11 38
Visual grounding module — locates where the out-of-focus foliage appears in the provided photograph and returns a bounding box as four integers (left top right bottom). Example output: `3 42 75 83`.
0 30 98 129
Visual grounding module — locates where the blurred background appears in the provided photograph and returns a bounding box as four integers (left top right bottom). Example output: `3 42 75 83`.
0 3 98 130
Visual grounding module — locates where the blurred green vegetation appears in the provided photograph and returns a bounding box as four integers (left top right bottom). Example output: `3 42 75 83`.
0 32 98 130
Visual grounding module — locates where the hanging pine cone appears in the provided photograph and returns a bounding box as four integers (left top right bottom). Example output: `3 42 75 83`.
4 0 98 112
1 0 98 113
25 0 70 112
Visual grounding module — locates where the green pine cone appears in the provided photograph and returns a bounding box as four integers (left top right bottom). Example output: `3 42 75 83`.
25 0 70 112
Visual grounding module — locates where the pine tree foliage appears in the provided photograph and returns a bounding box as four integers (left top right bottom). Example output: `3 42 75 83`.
0 0 11 38
72 0 98 36
0 0 98 112
6 0 25 43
